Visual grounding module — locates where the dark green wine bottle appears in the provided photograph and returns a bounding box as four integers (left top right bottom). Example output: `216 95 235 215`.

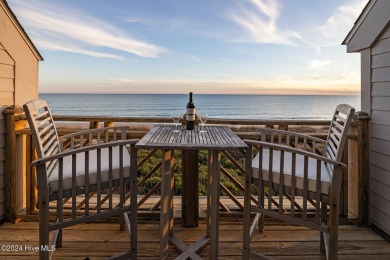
186 92 195 130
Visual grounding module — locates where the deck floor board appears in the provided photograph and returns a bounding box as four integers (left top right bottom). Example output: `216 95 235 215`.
0 221 389 259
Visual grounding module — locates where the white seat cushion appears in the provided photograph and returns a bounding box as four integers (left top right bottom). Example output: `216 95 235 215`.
252 149 332 195
49 146 131 192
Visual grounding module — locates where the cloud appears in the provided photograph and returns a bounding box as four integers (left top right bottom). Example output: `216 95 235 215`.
40 73 358 95
10 1 166 59
226 0 300 45
307 60 331 69
317 0 368 46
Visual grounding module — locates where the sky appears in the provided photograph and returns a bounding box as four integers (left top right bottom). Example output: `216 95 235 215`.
9 0 368 95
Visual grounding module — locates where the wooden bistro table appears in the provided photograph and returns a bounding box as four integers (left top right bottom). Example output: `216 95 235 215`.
136 125 247 259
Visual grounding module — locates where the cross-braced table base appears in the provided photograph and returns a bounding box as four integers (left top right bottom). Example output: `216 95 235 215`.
160 149 221 260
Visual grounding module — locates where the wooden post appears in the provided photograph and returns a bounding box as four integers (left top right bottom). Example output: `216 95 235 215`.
346 123 359 219
181 150 199 227
355 112 370 225
4 106 25 223
104 122 114 127
90 121 101 129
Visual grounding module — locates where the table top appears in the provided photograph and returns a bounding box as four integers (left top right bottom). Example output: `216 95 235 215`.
136 125 247 150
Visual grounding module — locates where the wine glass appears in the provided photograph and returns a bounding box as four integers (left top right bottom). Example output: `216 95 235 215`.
172 114 181 132
199 114 208 133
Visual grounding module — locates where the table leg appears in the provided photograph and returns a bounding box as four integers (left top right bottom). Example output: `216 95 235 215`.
209 150 221 259
181 150 199 227
160 149 174 259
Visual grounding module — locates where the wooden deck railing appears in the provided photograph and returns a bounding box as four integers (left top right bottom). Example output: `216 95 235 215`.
4 106 370 225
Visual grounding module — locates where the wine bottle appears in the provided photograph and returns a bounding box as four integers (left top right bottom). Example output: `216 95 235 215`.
186 92 195 130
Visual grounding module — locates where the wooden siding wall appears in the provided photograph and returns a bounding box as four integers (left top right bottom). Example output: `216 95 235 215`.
0 43 14 223
370 26 390 235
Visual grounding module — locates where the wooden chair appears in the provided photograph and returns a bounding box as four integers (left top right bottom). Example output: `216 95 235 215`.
23 99 138 260
243 104 355 260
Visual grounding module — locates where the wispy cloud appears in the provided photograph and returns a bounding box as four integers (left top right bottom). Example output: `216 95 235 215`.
226 0 300 45
316 0 367 46
307 60 331 70
10 1 166 59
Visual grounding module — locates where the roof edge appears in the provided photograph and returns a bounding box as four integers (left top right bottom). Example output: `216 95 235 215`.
342 0 376 46
1 0 43 61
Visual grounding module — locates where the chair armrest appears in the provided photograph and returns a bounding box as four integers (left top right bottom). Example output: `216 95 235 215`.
59 126 128 140
244 139 346 169
59 126 129 150
260 128 326 154
32 139 139 166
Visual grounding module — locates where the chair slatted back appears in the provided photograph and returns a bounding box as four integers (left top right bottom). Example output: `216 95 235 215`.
23 99 61 175
324 104 355 162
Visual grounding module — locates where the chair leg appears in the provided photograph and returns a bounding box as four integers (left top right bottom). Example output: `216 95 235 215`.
327 201 339 260
320 202 327 254
259 214 265 233
39 194 50 260
120 210 125 231
55 229 62 248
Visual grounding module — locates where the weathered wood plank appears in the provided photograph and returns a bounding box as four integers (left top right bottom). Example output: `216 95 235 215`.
0 202 4 218
371 110 390 126
0 49 14 65
0 78 14 93
0 174 4 190
372 124 390 140
371 151 390 171
371 206 390 235
0 64 14 79
372 37 390 55
0 222 389 259
371 179 390 201
372 67 390 82
0 134 5 148
380 27 390 40
372 51 390 68
136 126 247 150
372 96 390 111
371 138 390 156
372 82 390 96
372 165 390 186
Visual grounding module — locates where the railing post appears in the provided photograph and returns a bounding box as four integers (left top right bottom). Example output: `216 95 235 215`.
345 120 359 219
90 121 101 129
355 112 370 225
4 106 26 223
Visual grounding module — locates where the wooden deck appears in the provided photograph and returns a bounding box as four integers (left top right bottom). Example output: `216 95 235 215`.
0 220 389 259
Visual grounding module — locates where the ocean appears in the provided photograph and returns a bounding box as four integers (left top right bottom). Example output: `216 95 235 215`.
39 94 360 120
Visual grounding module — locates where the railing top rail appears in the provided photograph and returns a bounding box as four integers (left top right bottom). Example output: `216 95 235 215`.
15 114 332 126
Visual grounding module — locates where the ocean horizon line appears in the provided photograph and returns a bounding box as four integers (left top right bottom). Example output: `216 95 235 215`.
39 93 360 96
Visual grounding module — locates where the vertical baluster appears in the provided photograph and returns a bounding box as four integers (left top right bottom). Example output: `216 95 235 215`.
96 148 101 213
303 156 308 220
268 148 273 210
290 153 296 217
57 157 64 247
258 146 265 232
279 150 284 214
85 151 90 216
72 154 77 219
108 147 113 210
315 160 321 224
